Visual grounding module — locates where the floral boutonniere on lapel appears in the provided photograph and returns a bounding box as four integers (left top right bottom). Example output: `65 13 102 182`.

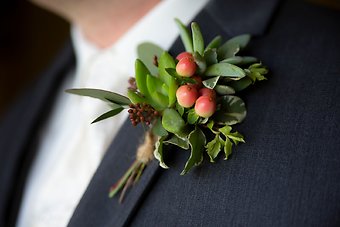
67 19 268 202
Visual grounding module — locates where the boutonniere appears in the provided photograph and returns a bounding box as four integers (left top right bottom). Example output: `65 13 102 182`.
67 19 268 203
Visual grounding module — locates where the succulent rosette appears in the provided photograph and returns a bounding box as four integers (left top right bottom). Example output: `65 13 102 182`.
67 19 268 202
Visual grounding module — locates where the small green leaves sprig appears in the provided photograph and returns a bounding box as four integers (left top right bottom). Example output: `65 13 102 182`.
66 19 268 202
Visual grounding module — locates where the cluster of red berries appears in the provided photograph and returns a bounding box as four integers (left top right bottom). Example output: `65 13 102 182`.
175 52 216 118
128 103 159 126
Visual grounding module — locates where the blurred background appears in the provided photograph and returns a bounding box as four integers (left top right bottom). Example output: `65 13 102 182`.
0 1 69 117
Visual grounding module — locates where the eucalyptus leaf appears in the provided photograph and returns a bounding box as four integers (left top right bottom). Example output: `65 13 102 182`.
206 134 222 162
193 52 206 74
218 42 240 60
66 88 131 106
137 42 164 75
214 85 235 95
229 77 252 92
91 107 124 124
214 95 247 125
154 137 169 169
218 34 251 60
205 35 222 51
221 56 258 65
164 134 189 150
191 22 204 55
175 18 193 53
162 108 186 134
205 63 245 79
181 127 206 175
202 76 220 89
204 49 218 66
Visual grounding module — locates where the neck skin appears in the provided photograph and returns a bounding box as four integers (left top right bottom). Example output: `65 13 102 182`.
31 0 160 48
75 0 160 48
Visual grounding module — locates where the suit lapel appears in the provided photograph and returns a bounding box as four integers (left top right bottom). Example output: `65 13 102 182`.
68 0 281 226
0 41 75 226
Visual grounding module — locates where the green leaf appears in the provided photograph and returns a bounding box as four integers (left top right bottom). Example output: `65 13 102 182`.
218 42 240 60
152 118 168 137
158 52 178 106
214 85 235 95
193 52 206 74
135 59 151 96
127 90 146 104
187 109 200 124
149 90 168 110
137 42 164 75
205 63 245 79
191 22 204 55
66 88 131 106
219 125 245 145
164 134 189 150
165 68 196 85
176 102 184 116
146 74 163 94
224 138 233 160
219 125 232 136
218 34 251 60
158 52 176 86
154 137 169 169
199 117 209 124
227 131 245 145
206 134 222 162
207 120 214 130
247 63 268 82
162 108 186 134
175 18 193 53
228 34 251 48
181 127 206 175
91 107 124 124
202 76 220 89
229 77 253 92
221 56 258 65
214 95 247 125
205 35 222 51
204 49 218 66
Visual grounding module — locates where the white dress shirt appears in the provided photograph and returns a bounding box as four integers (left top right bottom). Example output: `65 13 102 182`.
16 0 208 226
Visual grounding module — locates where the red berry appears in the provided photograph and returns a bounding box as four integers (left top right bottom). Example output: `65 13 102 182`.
189 75 203 89
176 52 193 61
199 88 216 99
176 85 199 108
176 57 197 77
195 96 216 118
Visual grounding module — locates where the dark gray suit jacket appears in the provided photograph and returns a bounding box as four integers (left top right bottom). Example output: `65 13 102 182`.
1 0 340 226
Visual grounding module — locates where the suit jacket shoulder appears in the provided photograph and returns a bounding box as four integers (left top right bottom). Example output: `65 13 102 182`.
69 0 340 226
